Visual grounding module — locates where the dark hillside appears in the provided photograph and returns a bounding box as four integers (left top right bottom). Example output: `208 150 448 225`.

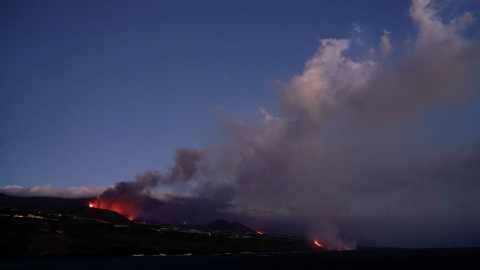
207 219 255 234
71 206 131 225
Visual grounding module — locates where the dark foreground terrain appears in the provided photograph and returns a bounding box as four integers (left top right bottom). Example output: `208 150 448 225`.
1 197 479 269
0 206 307 256
1 249 480 270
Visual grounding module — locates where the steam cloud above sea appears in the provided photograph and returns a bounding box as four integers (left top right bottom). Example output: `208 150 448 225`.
3 0 480 248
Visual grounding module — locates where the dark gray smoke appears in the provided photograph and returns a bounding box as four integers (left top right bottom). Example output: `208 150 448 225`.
169 147 202 181
93 147 203 221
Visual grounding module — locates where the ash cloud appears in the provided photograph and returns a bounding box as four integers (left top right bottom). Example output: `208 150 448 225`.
91 147 203 220
179 0 478 248
169 147 202 181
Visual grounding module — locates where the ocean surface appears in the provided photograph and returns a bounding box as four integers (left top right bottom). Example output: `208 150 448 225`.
1 249 479 270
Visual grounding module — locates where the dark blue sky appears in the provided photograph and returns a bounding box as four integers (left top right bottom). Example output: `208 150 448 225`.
1 0 415 187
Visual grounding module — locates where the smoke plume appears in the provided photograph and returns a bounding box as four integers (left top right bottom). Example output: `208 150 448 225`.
97 0 480 248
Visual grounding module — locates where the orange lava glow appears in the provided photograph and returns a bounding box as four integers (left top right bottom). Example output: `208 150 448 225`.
256 231 263 235
89 198 135 221
314 240 324 248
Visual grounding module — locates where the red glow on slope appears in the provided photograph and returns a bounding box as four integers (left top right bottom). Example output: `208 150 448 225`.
256 231 263 235
314 240 324 248
89 198 135 221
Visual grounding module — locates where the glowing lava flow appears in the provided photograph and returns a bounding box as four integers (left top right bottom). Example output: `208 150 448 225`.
88 199 135 221
256 231 263 235
314 240 324 248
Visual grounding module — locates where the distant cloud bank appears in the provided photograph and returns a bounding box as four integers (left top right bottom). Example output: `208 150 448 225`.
0 185 109 198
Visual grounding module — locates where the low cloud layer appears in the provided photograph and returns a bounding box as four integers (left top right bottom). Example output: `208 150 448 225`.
0 184 108 198
3 0 479 248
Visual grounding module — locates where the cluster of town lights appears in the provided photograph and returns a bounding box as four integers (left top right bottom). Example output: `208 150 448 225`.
88 202 339 250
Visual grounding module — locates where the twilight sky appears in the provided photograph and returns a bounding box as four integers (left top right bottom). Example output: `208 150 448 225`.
1 0 480 248
1 0 418 188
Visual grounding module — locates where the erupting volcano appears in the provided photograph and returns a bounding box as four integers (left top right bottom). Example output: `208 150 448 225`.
1 0 480 255
88 198 135 221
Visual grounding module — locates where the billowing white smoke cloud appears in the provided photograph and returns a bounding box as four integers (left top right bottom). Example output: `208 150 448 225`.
278 38 376 126
199 0 479 248
133 0 478 248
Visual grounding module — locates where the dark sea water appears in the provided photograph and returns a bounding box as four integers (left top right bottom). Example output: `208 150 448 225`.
1 249 479 270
